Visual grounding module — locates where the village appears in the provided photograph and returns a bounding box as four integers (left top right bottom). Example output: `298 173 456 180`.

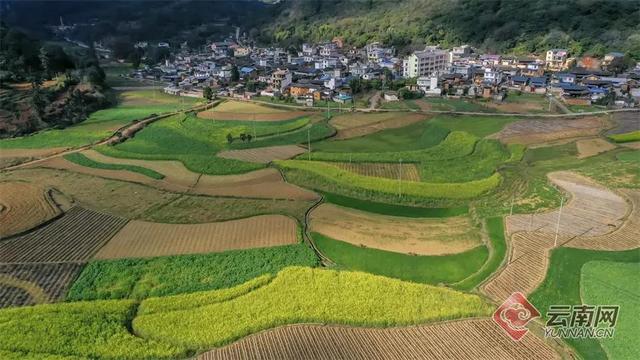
112 31 640 111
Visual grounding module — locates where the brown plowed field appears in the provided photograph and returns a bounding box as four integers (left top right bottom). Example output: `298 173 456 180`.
309 204 481 255
331 113 425 140
35 156 317 200
0 263 84 308
482 231 556 302
507 171 628 237
575 138 616 159
490 117 606 145
566 189 640 250
332 162 421 181
199 319 559 360
217 145 307 163
198 101 307 122
0 181 61 238
0 147 67 168
0 207 127 263
94 215 299 259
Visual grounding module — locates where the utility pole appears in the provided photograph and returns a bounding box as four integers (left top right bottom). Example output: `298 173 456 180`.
326 101 330 120
398 158 403 198
253 113 256 139
554 197 564 247
509 194 515 216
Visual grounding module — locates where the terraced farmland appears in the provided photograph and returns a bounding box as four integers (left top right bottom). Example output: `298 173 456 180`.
0 263 84 308
217 145 307 163
329 112 425 139
94 215 299 259
0 207 128 263
0 181 61 238
332 162 421 181
199 319 559 360
490 116 606 145
198 101 308 121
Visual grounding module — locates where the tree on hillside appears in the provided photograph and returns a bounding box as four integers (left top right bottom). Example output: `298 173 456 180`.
203 86 213 101
231 65 240 82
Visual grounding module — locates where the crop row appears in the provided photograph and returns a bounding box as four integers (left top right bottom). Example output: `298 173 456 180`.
63 152 165 179
275 160 502 199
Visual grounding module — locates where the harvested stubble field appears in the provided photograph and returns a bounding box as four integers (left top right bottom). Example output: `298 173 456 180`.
198 101 307 122
332 162 421 181
489 117 606 145
607 112 640 135
332 113 425 140
0 207 128 263
0 181 61 238
0 263 83 308
35 155 317 200
309 204 481 255
507 171 628 237
0 147 67 168
217 145 307 163
94 215 299 259
575 138 616 159
199 319 559 360
0 168 312 223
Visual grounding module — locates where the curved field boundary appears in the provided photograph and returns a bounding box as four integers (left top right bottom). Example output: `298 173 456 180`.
507 171 628 237
276 160 501 200
566 189 640 250
332 162 421 181
0 207 128 263
0 182 61 239
198 109 308 122
217 145 307 164
198 319 559 360
63 152 164 179
331 113 425 140
488 117 607 145
0 263 85 308
34 155 318 201
575 138 616 159
93 215 299 259
0 147 68 169
309 203 482 256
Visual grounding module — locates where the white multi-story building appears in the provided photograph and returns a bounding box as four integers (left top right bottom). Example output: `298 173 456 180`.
271 69 292 92
402 46 448 78
546 49 569 71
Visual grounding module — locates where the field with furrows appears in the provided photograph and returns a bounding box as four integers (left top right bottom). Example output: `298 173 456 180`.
217 145 307 163
0 182 61 238
94 215 299 259
332 162 421 181
198 319 559 360
0 263 84 308
489 117 606 145
0 207 128 263
575 138 616 159
507 171 628 237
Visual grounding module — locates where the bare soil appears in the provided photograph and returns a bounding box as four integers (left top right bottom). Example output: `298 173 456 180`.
309 204 482 256
575 138 616 159
217 145 307 164
489 117 607 145
199 319 559 360
332 113 425 140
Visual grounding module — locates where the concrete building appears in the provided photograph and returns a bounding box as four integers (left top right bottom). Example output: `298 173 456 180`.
402 46 448 78
271 69 292 92
546 49 569 71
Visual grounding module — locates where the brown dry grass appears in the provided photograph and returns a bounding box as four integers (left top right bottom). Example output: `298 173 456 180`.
332 162 421 181
214 101 287 113
94 215 298 259
576 138 616 159
217 145 306 164
483 101 545 113
490 117 606 145
620 141 640 149
199 319 560 360
0 147 68 169
35 155 317 200
0 181 60 238
507 171 628 237
198 101 307 121
309 204 481 256
332 113 425 140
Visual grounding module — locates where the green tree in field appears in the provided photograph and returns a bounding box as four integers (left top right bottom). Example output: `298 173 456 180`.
226 133 234 143
203 86 213 101
231 65 240 82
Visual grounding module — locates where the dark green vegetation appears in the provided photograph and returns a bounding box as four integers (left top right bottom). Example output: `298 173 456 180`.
314 121 449 153
453 217 507 291
67 244 318 300
63 152 165 179
581 261 640 360
529 247 640 360
97 114 263 175
313 232 488 285
322 191 468 218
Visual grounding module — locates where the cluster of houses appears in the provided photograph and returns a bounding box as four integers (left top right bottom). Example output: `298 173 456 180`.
124 35 639 107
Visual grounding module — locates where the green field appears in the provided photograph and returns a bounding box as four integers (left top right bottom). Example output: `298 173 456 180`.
0 89 199 150
314 121 449 153
453 217 507 291
581 261 640 360
609 130 640 143
63 152 165 179
529 247 640 360
228 120 334 149
67 244 318 300
321 191 468 217
133 267 493 349
429 115 517 137
313 232 488 284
